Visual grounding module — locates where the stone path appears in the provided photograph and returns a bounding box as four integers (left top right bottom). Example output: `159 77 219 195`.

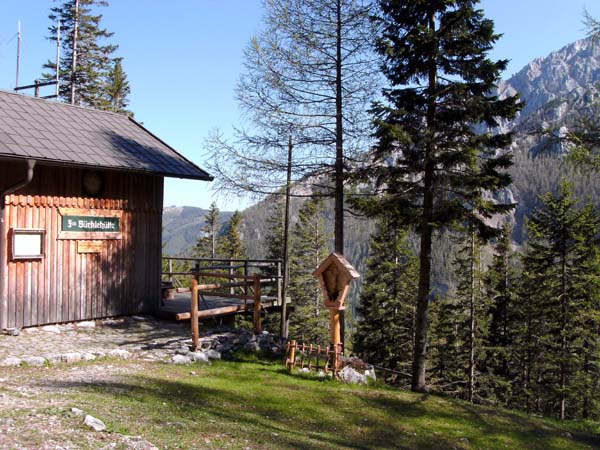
0 316 286 367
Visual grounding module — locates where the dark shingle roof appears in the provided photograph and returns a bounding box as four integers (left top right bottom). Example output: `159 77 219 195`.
0 90 212 181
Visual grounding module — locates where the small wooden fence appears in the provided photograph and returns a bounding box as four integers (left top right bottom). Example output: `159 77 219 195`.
285 340 344 376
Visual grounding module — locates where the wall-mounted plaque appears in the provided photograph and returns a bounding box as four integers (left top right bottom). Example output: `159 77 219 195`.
62 215 120 233
77 241 103 254
58 208 122 240
11 228 45 260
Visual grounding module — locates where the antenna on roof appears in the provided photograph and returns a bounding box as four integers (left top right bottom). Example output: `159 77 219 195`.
14 19 60 100
56 21 61 100
15 20 21 90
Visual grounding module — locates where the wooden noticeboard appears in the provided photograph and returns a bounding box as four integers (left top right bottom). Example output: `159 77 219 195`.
77 241 103 254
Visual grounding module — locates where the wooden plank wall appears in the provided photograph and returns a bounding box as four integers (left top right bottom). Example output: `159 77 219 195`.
0 162 164 329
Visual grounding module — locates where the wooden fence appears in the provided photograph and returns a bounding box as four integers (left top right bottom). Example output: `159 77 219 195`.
285 340 344 377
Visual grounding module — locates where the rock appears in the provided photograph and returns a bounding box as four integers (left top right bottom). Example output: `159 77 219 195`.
81 353 96 361
46 355 62 365
22 356 46 366
339 366 367 385
131 315 148 322
206 349 221 360
0 357 22 367
76 321 95 329
300 367 310 373
41 325 61 333
108 349 130 359
62 353 82 364
190 352 209 363
365 368 377 382
84 415 106 432
92 351 107 359
176 346 191 356
243 341 261 352
71 407 85 416
171 355 192 365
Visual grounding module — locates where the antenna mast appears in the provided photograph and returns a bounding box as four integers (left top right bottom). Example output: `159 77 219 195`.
56 21 61 100
15 20 21 90
70 0 79 105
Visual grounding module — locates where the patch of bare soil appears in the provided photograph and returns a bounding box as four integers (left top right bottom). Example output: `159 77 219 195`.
0 362 159 450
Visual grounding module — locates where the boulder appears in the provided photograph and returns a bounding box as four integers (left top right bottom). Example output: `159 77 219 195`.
0 357 22 367
339 366 367 385
206 350 221 360
171 355 192 365
22 356 46 367
108 349 130 359
84 415 106 432
190 352 209 363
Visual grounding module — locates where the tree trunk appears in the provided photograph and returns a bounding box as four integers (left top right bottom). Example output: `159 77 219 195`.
334 0 344 256
411 8 437 393
467 229 476 403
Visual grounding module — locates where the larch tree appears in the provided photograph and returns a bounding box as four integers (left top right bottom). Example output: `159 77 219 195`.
43 0 121 108
204 0 379 255
352 217 418 383
353 0 522 392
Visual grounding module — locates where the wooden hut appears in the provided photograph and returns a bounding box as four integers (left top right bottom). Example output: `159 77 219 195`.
0 90 212 330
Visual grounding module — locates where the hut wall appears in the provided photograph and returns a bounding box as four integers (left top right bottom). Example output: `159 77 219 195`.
0 162 164 329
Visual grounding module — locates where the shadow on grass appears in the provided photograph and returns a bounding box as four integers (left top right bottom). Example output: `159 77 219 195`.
35 360 600 450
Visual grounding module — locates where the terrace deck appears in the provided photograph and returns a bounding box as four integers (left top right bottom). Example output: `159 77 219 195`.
157 291 286 321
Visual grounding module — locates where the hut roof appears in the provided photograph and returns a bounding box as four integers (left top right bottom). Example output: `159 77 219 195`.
0 90 212 181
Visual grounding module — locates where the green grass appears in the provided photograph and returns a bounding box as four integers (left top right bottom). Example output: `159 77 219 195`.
14 354 600 449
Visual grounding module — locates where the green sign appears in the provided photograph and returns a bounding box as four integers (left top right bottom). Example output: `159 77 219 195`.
62 215 120 232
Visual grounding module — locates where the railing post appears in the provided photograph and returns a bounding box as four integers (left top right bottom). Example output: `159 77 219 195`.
276 260 282 305
244 260 249 299
229 259 235 295
168 258 173 284
191 279 199 352
253 273 262 334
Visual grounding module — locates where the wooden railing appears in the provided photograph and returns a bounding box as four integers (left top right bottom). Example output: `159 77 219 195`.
161 257 285 349
285 340 344 377
161 257 282 296
189 272 269 351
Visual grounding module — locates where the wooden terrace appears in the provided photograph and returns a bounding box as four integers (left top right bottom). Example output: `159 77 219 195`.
159 257 290 331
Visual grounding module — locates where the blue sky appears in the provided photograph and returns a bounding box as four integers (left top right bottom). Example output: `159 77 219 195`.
1 1 599 211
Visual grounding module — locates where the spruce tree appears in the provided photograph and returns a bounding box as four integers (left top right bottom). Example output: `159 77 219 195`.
353 217 418 383
516 180 600 419
102 57 131 114
353 0 522 392
265 198 285 262
482 224 518 405
194 202 220 259
454 229 487 402
288 198 330 346
219 211 246 261
43 0 119 107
